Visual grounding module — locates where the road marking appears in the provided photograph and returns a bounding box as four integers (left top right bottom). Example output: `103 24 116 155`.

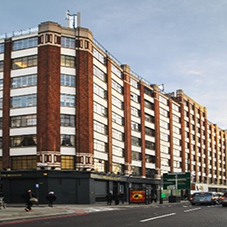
184 207 201 213
140 213 176 223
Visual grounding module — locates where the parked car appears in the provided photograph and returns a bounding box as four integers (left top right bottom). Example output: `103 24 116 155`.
189 192 219 205
216 192 224 204
220 192 227 207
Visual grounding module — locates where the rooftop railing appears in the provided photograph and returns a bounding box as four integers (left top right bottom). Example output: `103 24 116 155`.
0 27 38 40
93 37 151 86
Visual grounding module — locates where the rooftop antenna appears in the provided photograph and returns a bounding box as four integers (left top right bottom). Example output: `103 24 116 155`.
159 84 164 92
65 10 81 28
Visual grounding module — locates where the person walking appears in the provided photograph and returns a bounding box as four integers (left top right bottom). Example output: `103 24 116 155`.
106 191 113 205
22 189 35 212
119 191 125 204
151 193 157 203
46 191 57 207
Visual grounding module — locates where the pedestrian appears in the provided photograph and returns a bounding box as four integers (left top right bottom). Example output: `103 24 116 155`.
22 189 36 212
151 193 157 203
119 191 125 204
46 191 57 207
106 191 113 205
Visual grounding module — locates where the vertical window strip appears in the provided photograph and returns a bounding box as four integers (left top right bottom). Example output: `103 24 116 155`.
0 43 4 53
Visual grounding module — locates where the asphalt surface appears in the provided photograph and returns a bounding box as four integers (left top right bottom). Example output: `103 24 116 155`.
0 201 189 223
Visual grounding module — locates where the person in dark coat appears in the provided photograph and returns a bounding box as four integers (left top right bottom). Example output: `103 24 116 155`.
151 193 157 203
46 191 57 207
119 192 125 204
22 189 35 212
106 191 113 205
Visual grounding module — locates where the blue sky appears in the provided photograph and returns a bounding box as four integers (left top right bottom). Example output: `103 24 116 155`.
1 0 227 129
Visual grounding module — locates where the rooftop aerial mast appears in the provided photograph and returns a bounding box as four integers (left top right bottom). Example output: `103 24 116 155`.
65 10 81 28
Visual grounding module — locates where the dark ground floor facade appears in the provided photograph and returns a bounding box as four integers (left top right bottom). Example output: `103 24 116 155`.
0 170 160 204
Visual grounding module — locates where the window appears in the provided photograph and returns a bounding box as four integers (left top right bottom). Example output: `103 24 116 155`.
130 92 139 102
173 114 180 123
146 169 155 178
131 107 140 117
0 137 2 148
130 78 139 88
159 96 168 105
61 114 75 127
160 133 169 142
0 118 2 129
145 155 156 163
174 160 181 168
61 74 75 87
61 37 75 48
11 156 36 170
131 166 141 176
0 61 3 72
61 135 75 147
94 159 107 173
11 74 37 88
160 108 168 117
161 145 169 154
11 94 37 108
131 136 141 146
173 149 181 157
111 64 122 78
145 114 154 123
112 96 123 109
61 55 75 67
61 155 74 169
160 120 169 129
172 103 179 112
93 48 105 64
112 129 124 141
145 127 155 136
112 145 124 157
0 79 3 90
94 139 108 153
145 141 155 150
94 84 107 99
11 115 36 128
11 135 37 147
144 100 154 110
12 55 37 69
94 121 107 134
112 112 124 125
112 79 123 94
173 125 180 134
161 158 170 166
0 43 4 53
144 87 153 97
112 163 124 174
13 37 38 50
173 138 181 146
94 102 107 116
131 121 140 131
0 99 2 109
60 94 75 107
132 151 141 161
93 66 106 82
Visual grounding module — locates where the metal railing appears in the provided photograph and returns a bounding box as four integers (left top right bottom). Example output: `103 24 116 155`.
0 27 38 40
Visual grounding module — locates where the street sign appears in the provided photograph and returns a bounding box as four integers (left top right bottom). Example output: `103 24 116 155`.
163 172 191 190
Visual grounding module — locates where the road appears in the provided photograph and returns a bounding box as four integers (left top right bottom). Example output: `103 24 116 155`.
1 203 227 227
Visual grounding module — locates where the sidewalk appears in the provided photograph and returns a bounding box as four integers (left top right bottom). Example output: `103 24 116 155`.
0 201 190 223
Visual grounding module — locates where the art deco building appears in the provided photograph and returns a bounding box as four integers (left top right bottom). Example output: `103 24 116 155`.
0 21 226 204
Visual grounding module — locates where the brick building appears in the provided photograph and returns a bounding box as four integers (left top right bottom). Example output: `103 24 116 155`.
0 21 226 204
